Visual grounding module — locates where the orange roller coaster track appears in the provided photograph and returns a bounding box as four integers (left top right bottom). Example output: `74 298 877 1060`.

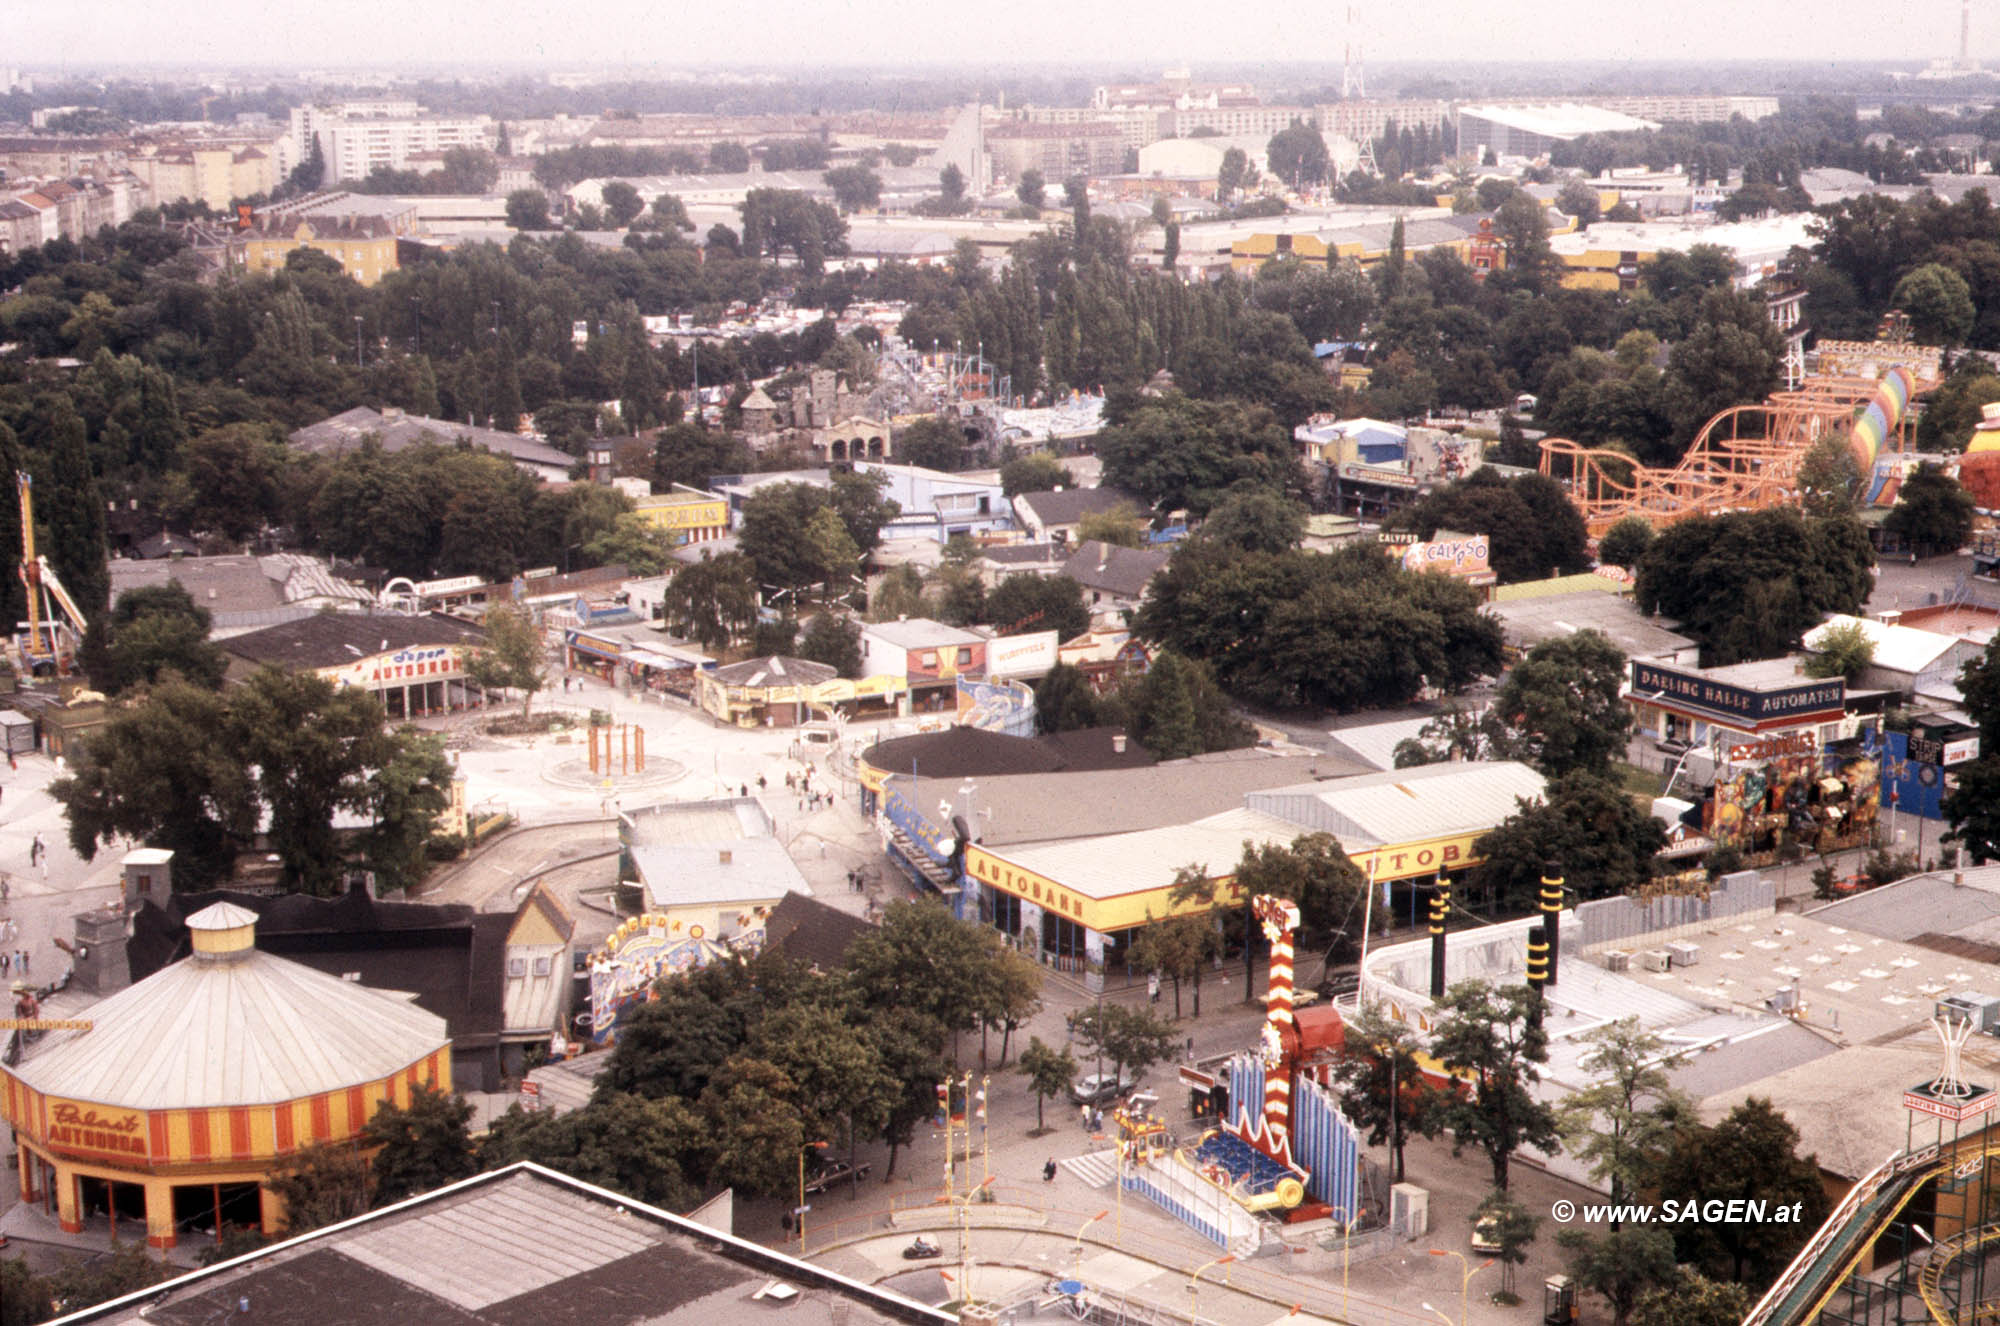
1538 370 1923 539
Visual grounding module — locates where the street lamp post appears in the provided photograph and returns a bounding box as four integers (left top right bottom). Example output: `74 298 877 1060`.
1072 1209 1108 1275
1187 1253 1235 1326
952 1175 996 1307
795 1139 828 1252
1428 1248 1493 1326
352 315 363 367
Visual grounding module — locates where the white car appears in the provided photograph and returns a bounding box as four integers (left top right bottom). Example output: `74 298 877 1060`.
1071 1072 1140 1105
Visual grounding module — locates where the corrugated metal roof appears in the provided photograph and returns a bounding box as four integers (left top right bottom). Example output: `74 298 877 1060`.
1247 760 1547 845
11 945 450 1110
1804 613 1963 676
996 807 1302 899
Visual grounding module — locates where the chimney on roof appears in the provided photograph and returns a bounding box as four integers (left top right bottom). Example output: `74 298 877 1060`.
719 849 733 866
1112 733 1127 753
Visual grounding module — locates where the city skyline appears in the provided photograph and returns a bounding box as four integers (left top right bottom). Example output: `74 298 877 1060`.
13 0 1995 76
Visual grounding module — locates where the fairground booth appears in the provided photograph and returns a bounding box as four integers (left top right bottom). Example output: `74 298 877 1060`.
1625 658 1883 860
0 903 450 1249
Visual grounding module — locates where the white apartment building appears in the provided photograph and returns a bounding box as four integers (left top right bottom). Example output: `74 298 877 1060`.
289 104 493 184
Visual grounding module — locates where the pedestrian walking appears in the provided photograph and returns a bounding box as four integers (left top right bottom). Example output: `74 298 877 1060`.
1043 1158 1057 1182
19 948 27 974
1 952 10 977
1148 972 1161 1004
757 775 767 791
1080 1103 1090 1131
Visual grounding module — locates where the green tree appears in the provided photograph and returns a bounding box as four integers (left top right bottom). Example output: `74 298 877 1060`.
1893 262 1977 344
1885 463 1975 554
1469 771 1666 911
504 188 550 229
1556 1019 1690 1221
1017 1036 1078 1133
1597 516 1654 570
1266 122 1331 189
1328 1002 1438 1182
1630 1270 1754 1326
664 551 761 651
1128 907 1221 1018
983 574 1090 640
227 668 444 894
1197 481 1306 553
1804 618 1876 681
1110 650 1254 760
1016 169 1047 210
1663 288 1784 442
600 181 645 227
1067 1001 1179 1082
893 416 971 471
1636 509 1874 665
1557 177 1601 226
1218 147 1251 197
1916 363 2000 449
1232 832 1364 952
464 604 546 717
40 395 110 620
1947 629 2000 860
823 165 883 213
1390 470 1588 585
362 1083 477 1206
99 583 227 693
845 899 1009 1045
699 1055 806 1198
829 469 900 558
1429 978 1561 1191
999 452 1073 497
184 423 289 541
33 1242 177 1319
268 1141 373 1235
1474 1189 1541 1299
1034 661 1102 734
481 1092 703 1210
1489 630 1633 778
797 612 862 675
0 1256 54 1325
1796 434 1865 516
582 512 678 576
51 675 257 886
1651 1097 1828 1286
1558 1226 1680 1326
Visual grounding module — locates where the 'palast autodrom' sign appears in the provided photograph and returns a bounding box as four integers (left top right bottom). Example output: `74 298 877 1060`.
45 1098 149 1162
1630 661 1844 731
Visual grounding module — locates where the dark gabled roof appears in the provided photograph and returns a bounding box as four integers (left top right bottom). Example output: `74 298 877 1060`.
763 893 877 972
980 542 1065 565
130 889 505 1047
859 724 1153 780
223 611 485 671
1015 487 1143 527
1062 540 1171 598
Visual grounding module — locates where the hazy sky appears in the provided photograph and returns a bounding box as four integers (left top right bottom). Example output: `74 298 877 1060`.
12 0 1983 71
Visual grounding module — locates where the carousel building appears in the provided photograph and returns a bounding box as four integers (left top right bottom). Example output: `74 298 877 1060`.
0 902 451 1249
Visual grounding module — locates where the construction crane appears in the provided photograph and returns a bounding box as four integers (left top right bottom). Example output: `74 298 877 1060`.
15 471 86 676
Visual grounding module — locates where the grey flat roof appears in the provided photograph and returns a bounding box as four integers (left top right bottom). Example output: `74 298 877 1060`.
1485 594 1697 660
887 748 1360 848
632 838 812 909
1804 869 2000 944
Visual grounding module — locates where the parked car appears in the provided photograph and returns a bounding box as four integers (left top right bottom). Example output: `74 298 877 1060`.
1471 1213 1502 1254
803 1159 871 1194
1317 967 1362 1000
1071 1071 1141 1105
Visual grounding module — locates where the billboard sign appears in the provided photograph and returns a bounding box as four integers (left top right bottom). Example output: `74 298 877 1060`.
986 630 1059 679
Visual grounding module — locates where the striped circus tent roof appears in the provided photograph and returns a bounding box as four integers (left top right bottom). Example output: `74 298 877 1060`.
10 903 449 1111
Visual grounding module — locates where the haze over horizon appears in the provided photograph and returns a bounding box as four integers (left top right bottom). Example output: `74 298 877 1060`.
12 0 1994 75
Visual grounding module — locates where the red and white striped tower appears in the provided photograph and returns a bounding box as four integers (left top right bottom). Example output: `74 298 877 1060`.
1252 893 1302 1155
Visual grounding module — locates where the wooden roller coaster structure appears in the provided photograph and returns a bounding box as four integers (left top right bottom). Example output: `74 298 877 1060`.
1538 366 1929 539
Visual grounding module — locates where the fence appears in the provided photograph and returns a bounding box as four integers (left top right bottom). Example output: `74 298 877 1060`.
1574 868 1775 952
